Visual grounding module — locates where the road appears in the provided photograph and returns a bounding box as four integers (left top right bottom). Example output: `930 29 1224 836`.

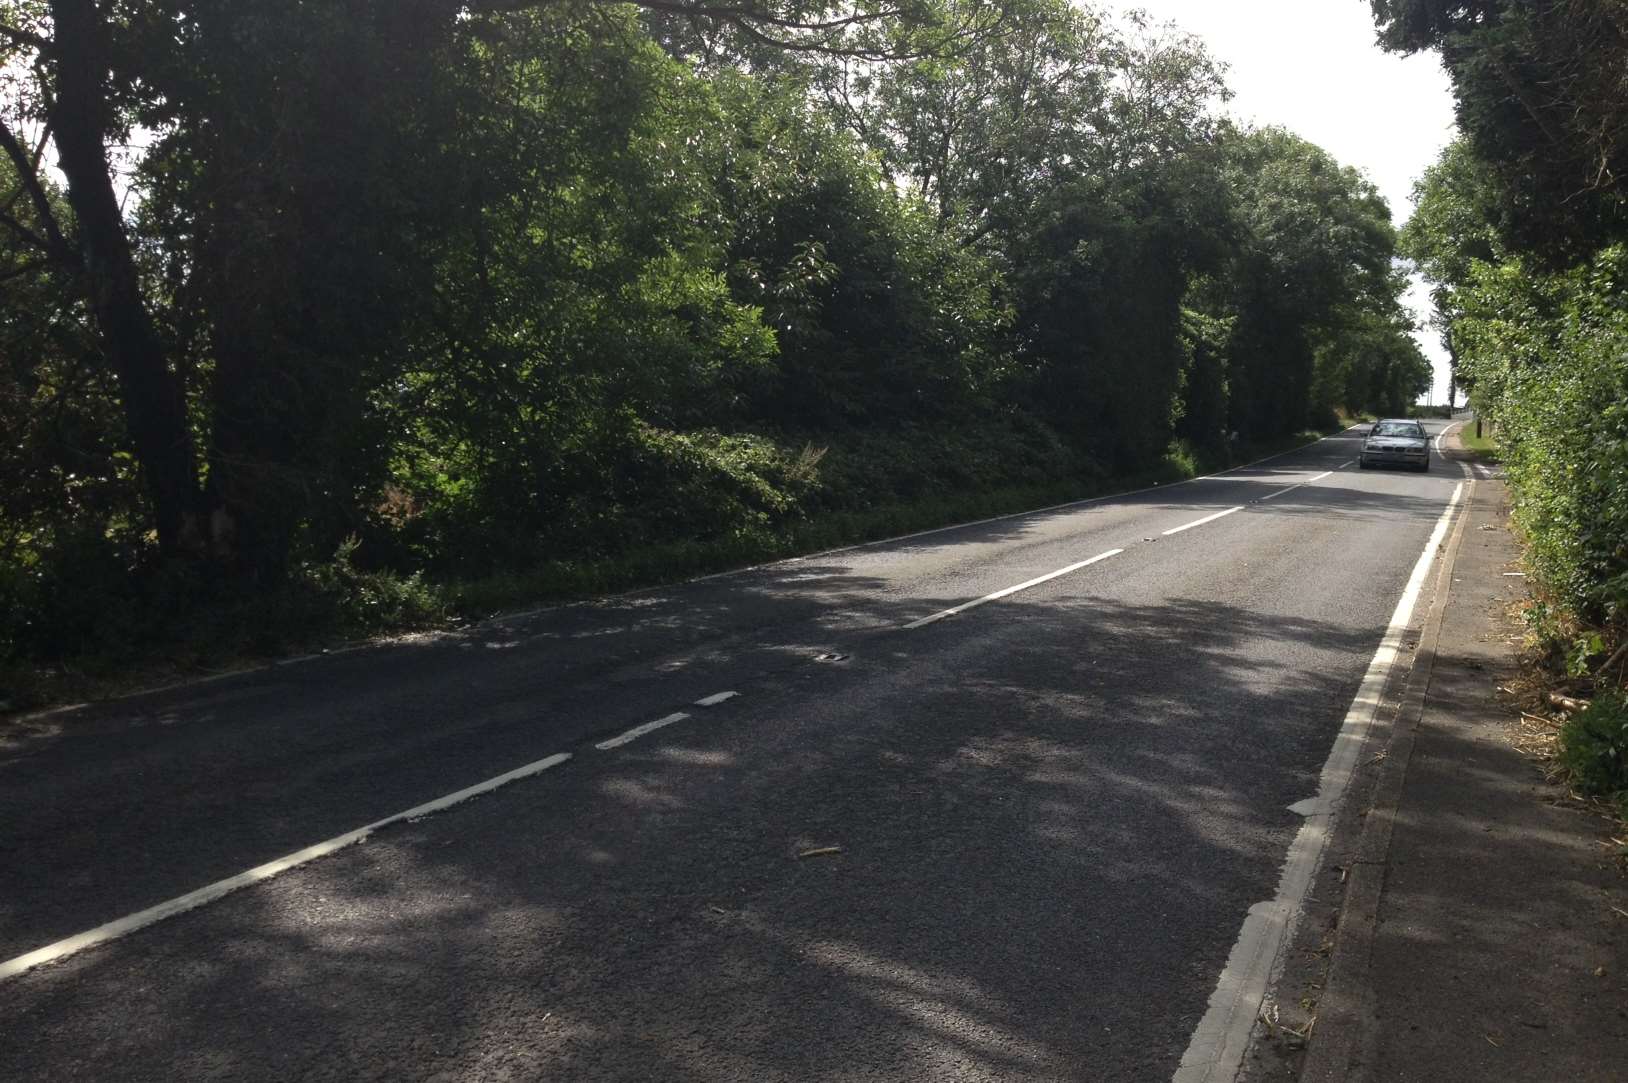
0 422 1466 1081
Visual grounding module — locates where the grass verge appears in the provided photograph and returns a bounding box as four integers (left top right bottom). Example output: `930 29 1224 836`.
1459 422 1499 459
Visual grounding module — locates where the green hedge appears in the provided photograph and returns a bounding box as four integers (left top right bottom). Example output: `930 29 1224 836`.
1456 247 1628 639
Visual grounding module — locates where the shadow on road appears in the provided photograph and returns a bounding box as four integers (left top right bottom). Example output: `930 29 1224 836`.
3 588 1394 1081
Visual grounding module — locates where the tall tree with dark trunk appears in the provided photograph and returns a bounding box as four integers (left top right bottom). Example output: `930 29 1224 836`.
5 0 1004 578
38 0 204 555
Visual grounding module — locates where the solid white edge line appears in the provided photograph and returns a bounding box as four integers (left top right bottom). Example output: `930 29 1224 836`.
694 691 738 707
0 750 574 984
1172 479 1466 1083
594 711 691 751
1162 505 1245 536
903 548 1124 629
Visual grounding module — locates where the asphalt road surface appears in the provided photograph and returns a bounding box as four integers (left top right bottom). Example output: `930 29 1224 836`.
1 422 1464 1081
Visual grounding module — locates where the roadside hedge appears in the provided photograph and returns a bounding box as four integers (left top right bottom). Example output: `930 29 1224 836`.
1455 246 1628 648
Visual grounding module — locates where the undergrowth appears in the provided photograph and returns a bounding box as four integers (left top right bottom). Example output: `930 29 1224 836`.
1 421 1342 715
1558 692 1628 818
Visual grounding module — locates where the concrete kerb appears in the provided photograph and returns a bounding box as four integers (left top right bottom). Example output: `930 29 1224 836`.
1298 446 1480 1083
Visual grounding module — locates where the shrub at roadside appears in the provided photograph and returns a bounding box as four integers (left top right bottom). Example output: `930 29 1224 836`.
1447 247 1628 658
1558 693 1628 817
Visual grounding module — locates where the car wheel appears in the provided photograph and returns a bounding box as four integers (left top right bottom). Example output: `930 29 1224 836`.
1359 457 1371 469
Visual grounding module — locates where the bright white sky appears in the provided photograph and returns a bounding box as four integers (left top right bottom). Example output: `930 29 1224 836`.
1122 0 1460 403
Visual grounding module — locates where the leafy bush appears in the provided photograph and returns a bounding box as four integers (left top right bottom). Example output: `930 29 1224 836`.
1453 246 1628 641
810 412 1091 511
1559 693 1628 810
304 537 448 632
606 425 824 541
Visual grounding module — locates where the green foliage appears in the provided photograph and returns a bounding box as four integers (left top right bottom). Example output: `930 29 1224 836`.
1018 190 1195 468
1447 246 1628 634
0 526 446 708
1213 127 1415 438
1371 0 1628 263
1312 311 1433 422
1559 693 1628 810
1391 0 1628 657
304 538 448 631
713 75 1010 427
0 0 1419 700
1173 306 1233 453
810 412 1088 509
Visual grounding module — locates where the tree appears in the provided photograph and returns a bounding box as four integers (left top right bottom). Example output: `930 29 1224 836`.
1370 0 1628 260
1215 128 1402 436
814 3 1232 467
0 0 1003 576
1399 137 1505 399
817 0 1113 241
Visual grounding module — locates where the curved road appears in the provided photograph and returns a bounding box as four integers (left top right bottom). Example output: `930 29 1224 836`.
0 422 1466 1081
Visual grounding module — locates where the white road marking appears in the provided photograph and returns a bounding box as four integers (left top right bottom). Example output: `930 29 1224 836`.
1255 471 1334 503
1173 480 1466 1083
1162 506 1244 535
0 750 574 984
902 548 1124 629
19 425 1376 726
595 712 691 751
781 426 1361 566
694 691 738 707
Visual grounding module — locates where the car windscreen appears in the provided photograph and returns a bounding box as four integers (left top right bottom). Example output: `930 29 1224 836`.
1371 423 1423 438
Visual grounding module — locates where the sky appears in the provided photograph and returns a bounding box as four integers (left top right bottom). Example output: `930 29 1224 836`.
1121 0 1461 403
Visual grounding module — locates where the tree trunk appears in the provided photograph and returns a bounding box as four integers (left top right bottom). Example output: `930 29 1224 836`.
48 0 203 555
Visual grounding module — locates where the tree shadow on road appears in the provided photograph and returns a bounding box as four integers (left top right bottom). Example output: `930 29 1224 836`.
2 589 1399 1082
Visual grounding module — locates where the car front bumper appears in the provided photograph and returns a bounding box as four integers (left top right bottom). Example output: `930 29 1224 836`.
1362 445 1428 465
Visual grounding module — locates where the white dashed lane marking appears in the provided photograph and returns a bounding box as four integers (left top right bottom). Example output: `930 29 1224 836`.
0 750 575 984
1256 470 1334 502
1162 506 1245 536
595 712 691 751
903 548 1124 629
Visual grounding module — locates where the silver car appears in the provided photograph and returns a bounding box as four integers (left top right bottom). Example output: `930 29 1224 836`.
1359 419 1430 472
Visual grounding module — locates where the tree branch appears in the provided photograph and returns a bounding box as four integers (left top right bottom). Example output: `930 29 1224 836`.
0 255 51 282
0 21 51 52
462 0 1008 61
0 207 52 253
0 115 72 262
631 0 901 34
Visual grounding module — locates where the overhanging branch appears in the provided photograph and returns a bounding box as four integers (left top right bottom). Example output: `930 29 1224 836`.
0 21 51 52
461 0 1008 61
0 115 72 262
